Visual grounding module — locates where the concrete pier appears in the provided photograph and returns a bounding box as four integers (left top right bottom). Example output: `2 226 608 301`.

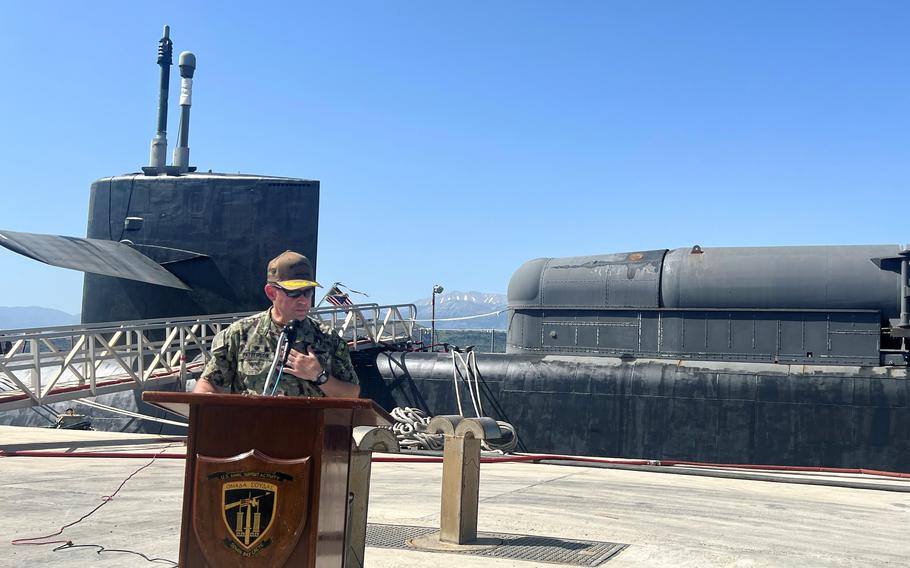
2 425 908 567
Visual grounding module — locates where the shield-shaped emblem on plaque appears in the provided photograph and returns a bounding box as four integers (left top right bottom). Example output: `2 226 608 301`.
222 480 278 551
194 449 311 567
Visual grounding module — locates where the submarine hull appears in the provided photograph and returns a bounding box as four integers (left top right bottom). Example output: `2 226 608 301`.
373 351 910 471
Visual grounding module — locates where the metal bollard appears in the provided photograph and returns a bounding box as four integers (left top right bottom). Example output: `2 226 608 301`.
427 415 502 545
345 426 399 568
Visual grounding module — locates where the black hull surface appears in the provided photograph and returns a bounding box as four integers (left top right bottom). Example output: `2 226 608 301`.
369 351 910 472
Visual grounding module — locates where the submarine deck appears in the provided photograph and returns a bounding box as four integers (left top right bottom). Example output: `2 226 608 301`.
1 425 908 568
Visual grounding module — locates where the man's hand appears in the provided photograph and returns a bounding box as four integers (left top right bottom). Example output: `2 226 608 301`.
282 346 360 398
282 347 324 381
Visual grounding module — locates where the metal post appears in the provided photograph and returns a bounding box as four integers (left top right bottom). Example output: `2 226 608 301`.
431 284 444 352
88 336 97 393
353 308 360 351
901 256 908 327
439 433 481 543
179 327 187 387
425 416 501 546
346 427 399 568
490 329 494 353
137 331 145 382
31 339 40 402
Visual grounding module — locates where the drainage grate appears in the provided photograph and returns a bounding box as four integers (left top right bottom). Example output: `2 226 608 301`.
367 523 437 547
366 523 627 566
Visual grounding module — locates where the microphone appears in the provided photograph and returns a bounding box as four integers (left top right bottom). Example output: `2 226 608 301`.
281 319 302 366
284 319 301 346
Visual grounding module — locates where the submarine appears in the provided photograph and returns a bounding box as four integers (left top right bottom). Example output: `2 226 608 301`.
374 246 910 472
1 27 908 473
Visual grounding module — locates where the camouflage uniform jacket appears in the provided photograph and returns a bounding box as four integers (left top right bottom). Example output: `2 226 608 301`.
200 309 358 396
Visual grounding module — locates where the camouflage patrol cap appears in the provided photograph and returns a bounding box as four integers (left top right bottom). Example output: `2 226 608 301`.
266 251 321 290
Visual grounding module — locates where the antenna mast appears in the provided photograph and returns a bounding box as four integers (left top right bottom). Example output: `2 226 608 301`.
172 51 196 171
148 25 172 170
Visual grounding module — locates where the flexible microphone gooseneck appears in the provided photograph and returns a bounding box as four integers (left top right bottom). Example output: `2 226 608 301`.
279 319 301 367
268 320 303 396
262 319 302 396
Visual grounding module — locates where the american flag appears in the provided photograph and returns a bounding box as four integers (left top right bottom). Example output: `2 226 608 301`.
325 285 354 307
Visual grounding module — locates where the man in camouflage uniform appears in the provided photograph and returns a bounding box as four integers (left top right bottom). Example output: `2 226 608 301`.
193 251 359 398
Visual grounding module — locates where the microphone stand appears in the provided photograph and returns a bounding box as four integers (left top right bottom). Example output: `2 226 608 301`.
262 320 300 395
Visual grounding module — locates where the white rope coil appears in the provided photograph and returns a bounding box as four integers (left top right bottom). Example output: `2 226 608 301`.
389 407 444 451
486 420 518 453
387 348 519 453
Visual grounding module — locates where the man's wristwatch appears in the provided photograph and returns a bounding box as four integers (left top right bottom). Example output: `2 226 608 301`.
313 370 329 385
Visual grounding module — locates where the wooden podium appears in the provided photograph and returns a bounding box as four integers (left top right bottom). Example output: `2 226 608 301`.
143 392 391 568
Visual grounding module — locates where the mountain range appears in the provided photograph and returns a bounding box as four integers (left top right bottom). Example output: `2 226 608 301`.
0 307 80 330
411 290 507 330
0 290 508 331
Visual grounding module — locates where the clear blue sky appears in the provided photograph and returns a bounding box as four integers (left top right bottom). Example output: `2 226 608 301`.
0 1 907 314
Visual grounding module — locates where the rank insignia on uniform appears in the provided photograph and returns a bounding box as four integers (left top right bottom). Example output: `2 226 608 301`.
194 449 311 566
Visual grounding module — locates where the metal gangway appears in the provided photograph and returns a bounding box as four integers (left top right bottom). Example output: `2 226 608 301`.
0 303 417 412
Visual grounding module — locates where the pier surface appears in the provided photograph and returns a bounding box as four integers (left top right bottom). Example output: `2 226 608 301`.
1 425 908 567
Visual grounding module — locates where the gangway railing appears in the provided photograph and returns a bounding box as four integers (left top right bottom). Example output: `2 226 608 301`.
0 303 417 412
